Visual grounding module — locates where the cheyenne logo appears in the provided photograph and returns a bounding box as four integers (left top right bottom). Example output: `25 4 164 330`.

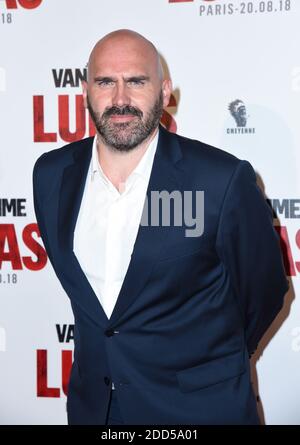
227 99 255 134
1 0 42 8
229 99 247 127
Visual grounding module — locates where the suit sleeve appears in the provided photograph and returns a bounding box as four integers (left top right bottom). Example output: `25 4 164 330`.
216 160 289 356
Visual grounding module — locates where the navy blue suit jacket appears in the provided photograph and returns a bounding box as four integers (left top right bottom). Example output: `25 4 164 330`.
32 125 288 425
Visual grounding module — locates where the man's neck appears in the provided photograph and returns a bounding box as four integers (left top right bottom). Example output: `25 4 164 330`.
96 128 158 191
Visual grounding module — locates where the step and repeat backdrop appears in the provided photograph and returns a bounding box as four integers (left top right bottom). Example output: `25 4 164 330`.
0 0 299 425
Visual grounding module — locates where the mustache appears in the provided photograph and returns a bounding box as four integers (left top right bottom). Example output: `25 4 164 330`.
102 105 143 119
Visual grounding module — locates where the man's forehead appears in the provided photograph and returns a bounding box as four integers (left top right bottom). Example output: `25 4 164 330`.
92 30 155 53
89 52 155 77
91 45 154 67
90 61 151 76
87 31 163 81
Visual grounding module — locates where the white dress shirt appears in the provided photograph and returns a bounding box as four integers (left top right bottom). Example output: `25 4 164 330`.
73 131 158 321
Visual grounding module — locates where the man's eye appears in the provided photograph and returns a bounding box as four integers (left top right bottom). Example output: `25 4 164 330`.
98 80 114 87
128 79 145 86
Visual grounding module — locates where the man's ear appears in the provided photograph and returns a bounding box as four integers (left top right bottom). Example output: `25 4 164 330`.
82 80 88 108
162 79 173 108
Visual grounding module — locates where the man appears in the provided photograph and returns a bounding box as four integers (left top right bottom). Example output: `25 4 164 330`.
32 29 288 425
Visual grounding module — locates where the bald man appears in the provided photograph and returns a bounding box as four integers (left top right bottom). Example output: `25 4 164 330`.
33 29 288 425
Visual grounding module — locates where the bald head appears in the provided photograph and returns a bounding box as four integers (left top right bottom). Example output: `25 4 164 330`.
87 29 164 83
82 29 172 152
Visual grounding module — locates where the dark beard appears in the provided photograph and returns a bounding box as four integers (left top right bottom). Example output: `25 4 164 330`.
87 91 163 152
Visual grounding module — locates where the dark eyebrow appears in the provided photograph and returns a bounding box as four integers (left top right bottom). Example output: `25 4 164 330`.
94 76 116 83
94 75 150 83
124 76 150 82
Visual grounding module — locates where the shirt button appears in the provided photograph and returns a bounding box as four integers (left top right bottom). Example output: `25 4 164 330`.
104 377 110 386
105 329 115 337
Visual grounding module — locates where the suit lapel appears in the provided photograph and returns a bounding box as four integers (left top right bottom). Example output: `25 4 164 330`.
108 125 183 326
57 138 110 327
57 138 92 253
57 126 183 328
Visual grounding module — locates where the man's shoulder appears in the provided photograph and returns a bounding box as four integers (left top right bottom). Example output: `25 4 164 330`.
170 130 242 183
175 131 239 168
34 136 94 172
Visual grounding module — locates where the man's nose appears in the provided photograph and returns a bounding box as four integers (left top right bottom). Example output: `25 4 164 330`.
112 82 130 107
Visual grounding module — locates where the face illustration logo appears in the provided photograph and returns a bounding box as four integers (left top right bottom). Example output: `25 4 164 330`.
1 0 42 9
226 99 255 134
228 99 248 127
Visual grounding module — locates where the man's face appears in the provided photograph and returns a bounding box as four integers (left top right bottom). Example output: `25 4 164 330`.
82 36 171 151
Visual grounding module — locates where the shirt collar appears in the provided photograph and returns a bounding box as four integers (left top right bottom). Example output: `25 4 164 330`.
91 130 159 184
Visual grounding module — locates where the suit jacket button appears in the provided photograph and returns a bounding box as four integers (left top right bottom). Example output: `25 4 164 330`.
104 377 110 386
105 329 115 337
